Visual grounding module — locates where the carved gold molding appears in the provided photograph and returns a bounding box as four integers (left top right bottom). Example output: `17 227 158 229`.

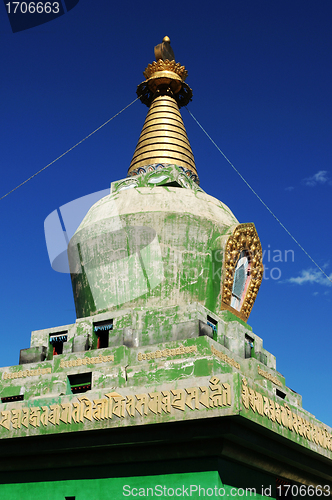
221 223 264 321
143 59 188 81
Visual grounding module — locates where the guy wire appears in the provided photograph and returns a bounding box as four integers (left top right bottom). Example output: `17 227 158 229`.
0 96 140 202
187 107 332 285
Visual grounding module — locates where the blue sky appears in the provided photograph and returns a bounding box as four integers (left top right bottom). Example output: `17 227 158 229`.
1 1 332 427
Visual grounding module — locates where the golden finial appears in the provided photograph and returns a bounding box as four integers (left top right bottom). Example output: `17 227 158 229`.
154 35 174 61
138 36 191 107
127 37 198 184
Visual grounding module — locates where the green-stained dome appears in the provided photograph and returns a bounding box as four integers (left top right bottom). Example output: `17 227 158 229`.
68 165 239 319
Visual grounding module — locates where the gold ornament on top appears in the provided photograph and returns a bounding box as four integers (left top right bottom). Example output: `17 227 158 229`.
154 35 174 61
136 35 193 108
143 60 188 82
221 223 264 321
128 36 198 183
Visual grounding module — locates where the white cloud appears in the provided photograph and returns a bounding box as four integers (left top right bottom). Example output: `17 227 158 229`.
303 170 330 187
285 186 294 191
287 268 332 287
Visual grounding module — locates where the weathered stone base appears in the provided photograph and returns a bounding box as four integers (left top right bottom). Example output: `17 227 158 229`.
1 303 331 497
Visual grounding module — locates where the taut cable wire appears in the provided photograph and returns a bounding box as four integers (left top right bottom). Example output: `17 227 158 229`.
187 107 332 285
0 97 140 202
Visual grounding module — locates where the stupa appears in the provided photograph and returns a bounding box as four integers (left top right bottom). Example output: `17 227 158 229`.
0 37 331 500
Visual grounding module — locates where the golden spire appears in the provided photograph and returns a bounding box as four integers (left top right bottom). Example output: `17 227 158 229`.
127 36 199 184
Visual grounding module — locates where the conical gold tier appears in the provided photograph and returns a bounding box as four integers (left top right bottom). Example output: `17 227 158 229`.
128 93 197 177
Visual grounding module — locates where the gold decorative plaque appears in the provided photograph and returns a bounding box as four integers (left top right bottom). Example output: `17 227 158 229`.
221 223 264 321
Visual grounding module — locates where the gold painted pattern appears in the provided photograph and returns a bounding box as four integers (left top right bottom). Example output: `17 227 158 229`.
211 345 240 369
257 365 282 387
0 377 231 432
138 345 197 361
242 378 332 452
3 367 52 380
60 355 114 368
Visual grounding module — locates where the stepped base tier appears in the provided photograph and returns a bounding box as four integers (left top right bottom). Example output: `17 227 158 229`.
1 303 331 497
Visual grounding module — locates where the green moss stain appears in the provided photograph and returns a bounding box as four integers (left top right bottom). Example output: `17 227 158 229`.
221 310 253 331
70 187 238 319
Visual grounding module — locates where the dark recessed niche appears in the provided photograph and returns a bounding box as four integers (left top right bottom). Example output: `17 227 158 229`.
1 395 24 403
68 373 92 394
94 319 113 349
245 334 254 359
163 181 182 188
50 332 68 355
207 315 217 332
276 389 286 399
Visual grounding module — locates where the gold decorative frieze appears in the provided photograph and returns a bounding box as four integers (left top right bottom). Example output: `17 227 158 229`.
3 367 52 380
0 377 231 432
60 354 114 368
143 59 188 82
221 223 264 321
242 378 332 452
257 365 282 387
211 345 240 369
137 345 197 362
